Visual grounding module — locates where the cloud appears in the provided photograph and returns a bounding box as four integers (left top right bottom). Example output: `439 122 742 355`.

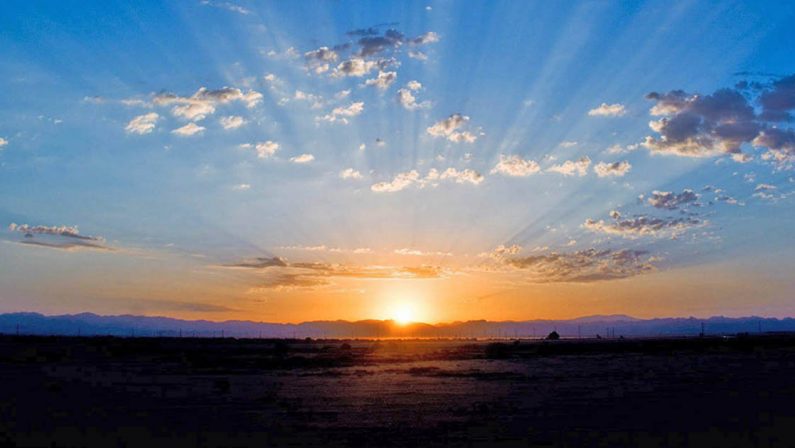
490 155 541 177
397 82 431 110
605 143 640 155
647 189 699 209
408 50 428 61
371 167 484 192
394 248 452 257
200 1 250 15
593 160 631 177
226 255 443 289
332 58 380 77
364 71 397 90
371 170 421 192
226 256 289 269
583 211 703 239
547 156 591 176
437 168 484 185
244 141 279 159
340 168 363 179
171 122 205 136
9 223 102 241
588 103 626 117
758 74 795 122
8 223 112 251
642 88 761 160
478 244 521 260
427 113 478 143
219 115 246 130
154 87 263 121
318 101 364 124
125 113 159 135
753 128 795 170
559 141 578 148
279 245 372 254
304 46 339 73
505 248 656 283
290 154 315 164
232 183 251 191
0 137 6 148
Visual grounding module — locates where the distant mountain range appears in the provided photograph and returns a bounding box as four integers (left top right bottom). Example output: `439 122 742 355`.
2 312 794 339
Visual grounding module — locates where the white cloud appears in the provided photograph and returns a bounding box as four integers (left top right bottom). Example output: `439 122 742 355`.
647 189 699 210
588 103 626 117
364 71 397 90
340 168 363 179
125 112 159 135
154 87 263 121
219 115 246 130
371 170 421 192
394 248 452 257
0 137 7 148
547 156 591 176
290 153 315 164
439 168 484 185
397 87 431 110
318 101 365 124
406 80 422 91
559 141 578 148
332 58 380 77
408 50 428 61
232 183 251 191
171 122 205 136
249 141 279 158
427 113 478 143
594 160 631 177
491 154 541 177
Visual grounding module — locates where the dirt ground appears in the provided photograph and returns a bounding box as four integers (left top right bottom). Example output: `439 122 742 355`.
1 335 794 447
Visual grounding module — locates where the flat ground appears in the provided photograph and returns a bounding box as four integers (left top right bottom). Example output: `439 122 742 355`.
1 335 794 447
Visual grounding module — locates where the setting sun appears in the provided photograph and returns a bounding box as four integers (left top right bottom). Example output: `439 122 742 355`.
390 301 418 325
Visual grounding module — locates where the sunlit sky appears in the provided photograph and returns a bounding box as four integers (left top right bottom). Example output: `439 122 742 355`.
1 1 795 323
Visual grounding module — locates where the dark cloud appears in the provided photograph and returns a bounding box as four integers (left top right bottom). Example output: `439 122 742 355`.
505 248 656 283
646 189 699 210
759 74 795 122
17 239 114 252
225 256 288 269
9 223 103 241
583 211 702 239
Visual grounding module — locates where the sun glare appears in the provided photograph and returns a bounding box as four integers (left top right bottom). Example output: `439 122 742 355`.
392 303 416 325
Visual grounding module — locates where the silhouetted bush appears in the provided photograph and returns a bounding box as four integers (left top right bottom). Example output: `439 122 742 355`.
546 331 560 340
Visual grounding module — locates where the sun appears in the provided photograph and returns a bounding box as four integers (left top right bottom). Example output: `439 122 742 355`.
392 303 416 325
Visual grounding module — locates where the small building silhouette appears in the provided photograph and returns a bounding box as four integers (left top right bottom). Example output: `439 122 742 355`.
546 331 560 340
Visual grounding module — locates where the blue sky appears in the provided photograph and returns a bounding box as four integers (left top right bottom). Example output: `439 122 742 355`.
1 0 794 322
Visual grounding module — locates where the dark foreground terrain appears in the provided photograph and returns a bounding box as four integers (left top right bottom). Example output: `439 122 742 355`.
1 335 795 447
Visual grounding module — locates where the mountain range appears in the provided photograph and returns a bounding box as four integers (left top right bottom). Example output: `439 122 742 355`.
2 312 794 339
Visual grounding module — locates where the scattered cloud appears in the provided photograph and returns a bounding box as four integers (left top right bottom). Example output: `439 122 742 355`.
547 156 591 176
505 248 656 283
371 170 421 192
232 183 251 191
427 113 478 143
594 160 631 177
583 211 703 239
245 141 279 159
8 223 112 251
647 189 699 210
340 168 363 179
318 101 364 124
200 1 250 15
290 153 315 164
153 87 262 121
397 81 431 110
225 255 443 289
125 113 159 135
490 155 541 177
219 115 246 130
588 103 626 117
394 248 452 257
171 122 205 136
364 70 397 90
478 244 521 260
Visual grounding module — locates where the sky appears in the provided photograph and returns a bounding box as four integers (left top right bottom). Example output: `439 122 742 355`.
1 0 795 323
